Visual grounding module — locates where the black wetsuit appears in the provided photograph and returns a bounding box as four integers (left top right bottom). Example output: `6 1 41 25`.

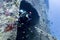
16 0 39 40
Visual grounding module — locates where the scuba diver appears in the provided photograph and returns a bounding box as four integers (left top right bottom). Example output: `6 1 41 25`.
16 0 39 40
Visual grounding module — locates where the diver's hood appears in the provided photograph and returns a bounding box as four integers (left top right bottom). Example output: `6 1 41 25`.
19 0 39 26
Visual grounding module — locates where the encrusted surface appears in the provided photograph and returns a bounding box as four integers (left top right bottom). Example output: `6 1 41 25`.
0 0 20 40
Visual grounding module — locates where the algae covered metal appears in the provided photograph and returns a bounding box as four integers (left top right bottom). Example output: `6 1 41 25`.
0 0 20 40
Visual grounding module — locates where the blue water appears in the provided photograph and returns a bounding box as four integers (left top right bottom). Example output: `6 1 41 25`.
48 0 60 40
